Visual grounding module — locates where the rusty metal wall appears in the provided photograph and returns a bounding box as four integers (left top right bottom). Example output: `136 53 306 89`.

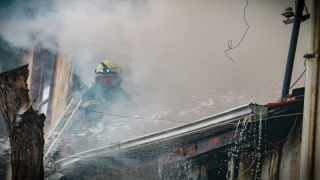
261 152 274 180
278 120 302 180
236 152 256 180
235 120 301 180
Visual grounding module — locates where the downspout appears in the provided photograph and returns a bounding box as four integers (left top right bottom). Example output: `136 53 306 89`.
312 0 320 179
300 0 320 179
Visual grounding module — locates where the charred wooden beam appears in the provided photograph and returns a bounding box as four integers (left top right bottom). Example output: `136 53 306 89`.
0 64 46 180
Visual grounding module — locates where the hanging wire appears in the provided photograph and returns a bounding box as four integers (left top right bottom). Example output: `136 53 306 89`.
225 0 250 63
289 69 306 90
278 57 308 102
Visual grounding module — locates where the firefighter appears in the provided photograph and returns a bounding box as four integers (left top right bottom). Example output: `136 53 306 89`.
82 60 133 124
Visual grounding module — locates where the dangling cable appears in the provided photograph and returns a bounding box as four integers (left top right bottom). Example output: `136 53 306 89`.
225 0 249 63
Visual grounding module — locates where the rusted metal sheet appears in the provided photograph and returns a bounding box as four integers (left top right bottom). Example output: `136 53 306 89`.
157 130 235 164
237 151 256 180
269 150 279 180
279 120 302 180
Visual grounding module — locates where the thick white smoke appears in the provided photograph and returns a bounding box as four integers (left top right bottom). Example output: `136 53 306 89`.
0 0 310 132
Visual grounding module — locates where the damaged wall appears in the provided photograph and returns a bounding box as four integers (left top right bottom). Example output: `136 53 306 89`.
48 53 73 135
278 118 302 180
27 49 74 138
236 117 302 180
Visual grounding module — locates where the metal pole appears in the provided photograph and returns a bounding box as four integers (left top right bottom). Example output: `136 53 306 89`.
281 0 305 98
300 0 320 179
227 154 235 180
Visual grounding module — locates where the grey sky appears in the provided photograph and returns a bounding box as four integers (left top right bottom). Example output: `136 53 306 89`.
0 0 311 131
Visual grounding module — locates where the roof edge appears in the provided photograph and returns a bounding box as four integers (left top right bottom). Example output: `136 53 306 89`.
55 104 268 170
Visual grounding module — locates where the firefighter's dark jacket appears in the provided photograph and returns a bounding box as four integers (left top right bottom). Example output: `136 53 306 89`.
82 84 133 120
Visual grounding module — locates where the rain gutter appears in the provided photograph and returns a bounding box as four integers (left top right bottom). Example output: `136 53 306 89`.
54 103 267 171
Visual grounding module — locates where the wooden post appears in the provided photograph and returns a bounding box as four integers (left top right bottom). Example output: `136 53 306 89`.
0 64 46 180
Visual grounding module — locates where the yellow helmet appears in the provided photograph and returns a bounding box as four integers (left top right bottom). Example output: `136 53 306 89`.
95 60 123 87
95 60 122 76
